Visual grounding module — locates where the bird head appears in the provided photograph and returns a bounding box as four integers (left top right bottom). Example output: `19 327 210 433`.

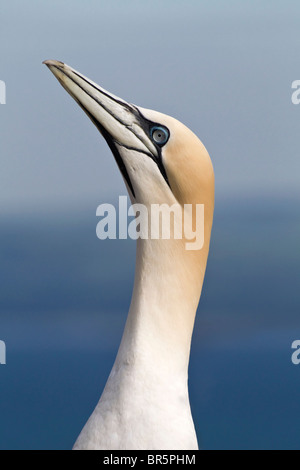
43 60 214 207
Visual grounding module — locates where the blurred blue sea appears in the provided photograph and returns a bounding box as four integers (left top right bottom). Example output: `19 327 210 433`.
0 197 299 450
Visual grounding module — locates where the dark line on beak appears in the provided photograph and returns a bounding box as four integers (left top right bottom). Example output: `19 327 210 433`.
83 109 136 198
48 63 171 196
51 65 157 158
72 70 134 113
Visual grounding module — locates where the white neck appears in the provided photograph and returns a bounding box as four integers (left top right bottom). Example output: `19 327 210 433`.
116 237 201 378
73 233 208 450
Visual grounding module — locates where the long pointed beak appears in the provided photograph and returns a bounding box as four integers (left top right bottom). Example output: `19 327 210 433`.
43 60 165 197
43 60 158 155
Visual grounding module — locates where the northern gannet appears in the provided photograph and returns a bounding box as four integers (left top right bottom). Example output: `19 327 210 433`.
44 60 215 450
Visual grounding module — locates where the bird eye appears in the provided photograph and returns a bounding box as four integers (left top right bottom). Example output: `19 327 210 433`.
151 126 169 146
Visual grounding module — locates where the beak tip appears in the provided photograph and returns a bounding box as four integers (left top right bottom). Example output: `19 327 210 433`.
43 59 65 68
